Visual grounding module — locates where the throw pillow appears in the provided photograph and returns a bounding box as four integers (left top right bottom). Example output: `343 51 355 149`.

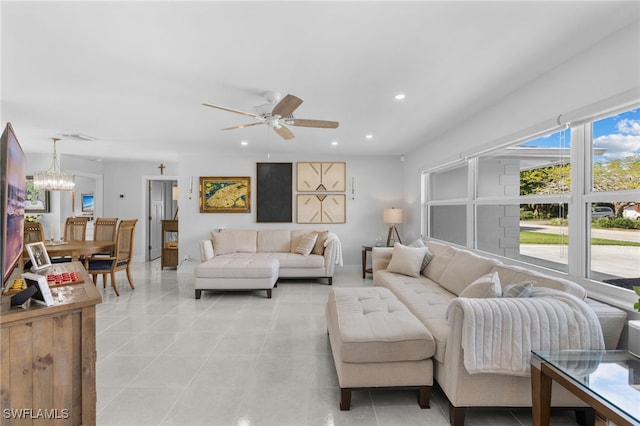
386 243 428 278
408 239 435 273
459 272 501 298
312 230 329 255
294 233 318 256
502 280 535 298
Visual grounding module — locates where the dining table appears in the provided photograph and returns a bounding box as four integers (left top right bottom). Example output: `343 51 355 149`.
44 240 116 262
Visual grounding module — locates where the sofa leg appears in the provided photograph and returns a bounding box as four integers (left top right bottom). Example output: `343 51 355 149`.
266 289 272 299
195 289 202 299
339 388 351 410
449 403 465 426
418 386 431 409
328 277 333 285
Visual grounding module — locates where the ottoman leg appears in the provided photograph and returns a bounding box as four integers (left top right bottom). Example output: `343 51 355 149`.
418 386 431 409
195 289 202 299
339 388 351 410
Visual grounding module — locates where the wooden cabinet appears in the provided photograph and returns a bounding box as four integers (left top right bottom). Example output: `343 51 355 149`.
0 262 101 426
161 220 179 269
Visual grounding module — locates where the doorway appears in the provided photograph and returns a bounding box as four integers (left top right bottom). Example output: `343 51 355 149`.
147 179 177 261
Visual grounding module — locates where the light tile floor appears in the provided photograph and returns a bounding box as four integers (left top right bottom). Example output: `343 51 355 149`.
96 261 580 426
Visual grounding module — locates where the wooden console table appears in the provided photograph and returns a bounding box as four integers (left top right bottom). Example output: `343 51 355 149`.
0 262 101 425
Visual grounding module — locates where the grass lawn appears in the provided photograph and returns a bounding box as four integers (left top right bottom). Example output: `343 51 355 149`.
520 231 640 247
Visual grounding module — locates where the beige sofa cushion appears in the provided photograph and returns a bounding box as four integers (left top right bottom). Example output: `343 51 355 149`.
293 233 318 256
438 249 499 296
328 287 435 363
257 230 291 252
491 263 587 300
423 241 458 281
212 230 257 254
387 243 429 278
312 230 329 255
374 270 454 362
195 255 279 278
459 272 501 298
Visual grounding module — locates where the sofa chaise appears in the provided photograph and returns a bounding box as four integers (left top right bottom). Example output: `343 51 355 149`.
371 240 627 426
195 229 341 299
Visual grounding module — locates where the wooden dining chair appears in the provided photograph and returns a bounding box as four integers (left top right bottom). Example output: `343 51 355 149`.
64 217 89 242
21 222 46 267
93 218 118 243
87 219 137 296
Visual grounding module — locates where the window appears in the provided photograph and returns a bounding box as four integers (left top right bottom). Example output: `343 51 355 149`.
587 109 640 285
422 106 639 299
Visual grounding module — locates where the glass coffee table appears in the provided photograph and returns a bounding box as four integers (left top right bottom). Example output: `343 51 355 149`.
531 350 640 426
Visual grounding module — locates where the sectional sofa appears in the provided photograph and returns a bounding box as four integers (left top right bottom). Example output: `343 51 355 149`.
195 229 341 298
372 240 627 426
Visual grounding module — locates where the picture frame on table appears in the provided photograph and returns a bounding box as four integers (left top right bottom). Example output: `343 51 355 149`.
25 175 50 213
25 241 51 271
199 176 251 213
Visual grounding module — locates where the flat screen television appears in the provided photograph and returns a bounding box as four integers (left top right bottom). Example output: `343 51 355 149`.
81 193 94 212
0 123 26 287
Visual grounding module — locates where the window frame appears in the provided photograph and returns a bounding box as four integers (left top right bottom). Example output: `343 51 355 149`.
421 105 640 310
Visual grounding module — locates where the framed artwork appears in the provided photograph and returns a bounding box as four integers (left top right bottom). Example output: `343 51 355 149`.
297 194 346 224
256 162 292 223
81 193 94 212
200 176 251 213
25 176 50 213
297 162 346 192
25 241 51 271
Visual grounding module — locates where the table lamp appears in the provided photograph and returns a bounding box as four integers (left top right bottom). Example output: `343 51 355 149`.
383 207 403 246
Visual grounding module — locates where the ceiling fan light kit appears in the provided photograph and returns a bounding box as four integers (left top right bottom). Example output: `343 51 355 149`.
203 92 339 140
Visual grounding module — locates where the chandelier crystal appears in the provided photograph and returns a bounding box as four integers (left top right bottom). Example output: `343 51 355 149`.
33 137 75 191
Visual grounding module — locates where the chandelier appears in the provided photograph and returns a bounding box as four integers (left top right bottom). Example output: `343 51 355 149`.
34 137 75 191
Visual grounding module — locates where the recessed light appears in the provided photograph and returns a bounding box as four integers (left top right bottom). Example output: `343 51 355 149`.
394 93 406 101
365 134 373 139
240 141 248 146
331 141 338 146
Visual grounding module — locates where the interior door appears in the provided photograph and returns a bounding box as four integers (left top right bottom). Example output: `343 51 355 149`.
148 180 165 261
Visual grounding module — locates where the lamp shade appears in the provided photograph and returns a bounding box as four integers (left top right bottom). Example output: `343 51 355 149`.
383 208 403 224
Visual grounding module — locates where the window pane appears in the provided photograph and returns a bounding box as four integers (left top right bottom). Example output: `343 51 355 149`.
477 129 571 197
592 108 640 192
589 201 640 287
430 205 466 246
518 129 571 195
477 203 568 273
430 165 468 200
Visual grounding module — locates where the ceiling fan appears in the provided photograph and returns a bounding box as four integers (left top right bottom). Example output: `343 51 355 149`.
202 92 339 140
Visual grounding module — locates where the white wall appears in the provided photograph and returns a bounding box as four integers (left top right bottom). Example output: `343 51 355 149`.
101 161 178 261
402 21 640 239
177 153 404 269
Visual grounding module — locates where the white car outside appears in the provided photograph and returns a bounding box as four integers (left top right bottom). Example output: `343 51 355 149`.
623 205 640 220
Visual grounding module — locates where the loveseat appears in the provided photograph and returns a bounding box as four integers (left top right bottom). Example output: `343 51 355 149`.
195 229 341 299
372 240 627 426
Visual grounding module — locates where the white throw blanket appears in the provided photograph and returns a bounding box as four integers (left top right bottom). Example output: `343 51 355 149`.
446 287 605 376
325 232 343 266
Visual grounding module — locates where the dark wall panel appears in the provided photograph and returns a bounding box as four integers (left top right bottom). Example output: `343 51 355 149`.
256 162 292 223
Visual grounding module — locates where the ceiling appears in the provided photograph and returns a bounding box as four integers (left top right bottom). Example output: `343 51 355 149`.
2 1 638 162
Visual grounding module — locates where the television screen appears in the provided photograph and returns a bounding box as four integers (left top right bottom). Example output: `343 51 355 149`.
81 193 94 212
0 123 26 286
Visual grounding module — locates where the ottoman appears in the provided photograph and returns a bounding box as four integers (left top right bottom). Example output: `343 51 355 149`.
194 256 279 299
326 287 435 410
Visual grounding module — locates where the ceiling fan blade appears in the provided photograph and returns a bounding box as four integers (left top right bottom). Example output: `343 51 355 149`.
274 125 295 140
285 119 339 129
221 122 263 131
272 94 303 117
202 103 262 119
